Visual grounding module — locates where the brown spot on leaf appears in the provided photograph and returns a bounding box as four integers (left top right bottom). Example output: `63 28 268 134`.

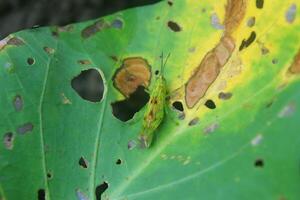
81 19 110 39
113 57 151 97
17 122 34 135
167 1 173 6
43 46 55 54
185 36 235 108
167 21 181 32
224 0 247 34
78 60 92 65
188 117 199 126
218 92 232 100
289 50 300 74
7 37 25 46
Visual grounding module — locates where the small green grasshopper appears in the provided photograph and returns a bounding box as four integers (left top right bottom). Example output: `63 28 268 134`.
138 53 170 148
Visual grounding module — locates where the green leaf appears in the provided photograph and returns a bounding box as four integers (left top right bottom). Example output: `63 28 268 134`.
1 0 300 200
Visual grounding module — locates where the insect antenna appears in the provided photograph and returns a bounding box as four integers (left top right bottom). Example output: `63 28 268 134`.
160 52 171 75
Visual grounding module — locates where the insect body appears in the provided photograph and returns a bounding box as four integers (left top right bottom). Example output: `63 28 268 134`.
138 54 169 148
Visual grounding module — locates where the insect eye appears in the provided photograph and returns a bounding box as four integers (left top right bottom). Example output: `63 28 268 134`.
155 70 159 75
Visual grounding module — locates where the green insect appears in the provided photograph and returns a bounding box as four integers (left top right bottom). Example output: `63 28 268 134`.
138 53 170 148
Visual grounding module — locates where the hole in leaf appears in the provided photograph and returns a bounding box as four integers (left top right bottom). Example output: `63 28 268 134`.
13 95 23 112
38 189 45 200
167 21 181 32
172 101 184 112
3 132 14 150
116 159 122 165
79 157 88 169
95 182 108 200
111 86 149 122
155 70 159 75
71 69 104 103
17 123 34 134
47 172 53 179
167 1 173 6
27 57 35 65
256 0 264 9
239 31 256 51
205 100 216 109
111 19 124 29
255 159 264 168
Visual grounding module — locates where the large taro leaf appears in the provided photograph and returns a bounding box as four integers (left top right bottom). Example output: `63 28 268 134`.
1 0 300 199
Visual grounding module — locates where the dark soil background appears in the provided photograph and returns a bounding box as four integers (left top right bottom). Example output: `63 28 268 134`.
0 0 161 39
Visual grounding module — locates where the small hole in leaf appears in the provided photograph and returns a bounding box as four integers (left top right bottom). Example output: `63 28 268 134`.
172 101 184 112
116 159 122 165
17 122 34 135
71 68 104 103
239 31 256 51
37 189 45 200
111 86 149 122
47 172 52 179
167 21 181 32
255 159 264 167
218 92 232 100
256 0 264 9
205 100 216 109
167 1 173 6
95 182 108 200
155 70 159 75
3 132 14 150
27 57 35 65
13 95 23 112
79 157 88 169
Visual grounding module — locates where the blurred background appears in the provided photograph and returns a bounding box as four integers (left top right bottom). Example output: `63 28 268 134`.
0 0 161 39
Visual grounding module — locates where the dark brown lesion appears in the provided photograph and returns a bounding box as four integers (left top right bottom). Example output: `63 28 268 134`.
113 57 151 97
184 0 247 109
81 19 110 39
0 36 25 51
288 50 300 74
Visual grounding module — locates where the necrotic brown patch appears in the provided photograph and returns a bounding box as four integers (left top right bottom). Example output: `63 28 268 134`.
224 0 247 34
167 21 181 32
7 37 25 46
17 123 34 134
81 19 109 39
113 57 151 97
289 50 300 74
185 36 235 108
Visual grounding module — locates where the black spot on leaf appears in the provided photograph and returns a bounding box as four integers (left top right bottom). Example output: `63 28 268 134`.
239 31 256 51
3 132 14 150
13 95 23 112
17 123 33 134
38 189 45 200
79 157 88 169
167 21 181 32
168 1 173 6
111 86 149 122
47 171 53 179
95 182 108 200
71 69 104 103
205 100 216 109
172 101 184 112
256 0 264 9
